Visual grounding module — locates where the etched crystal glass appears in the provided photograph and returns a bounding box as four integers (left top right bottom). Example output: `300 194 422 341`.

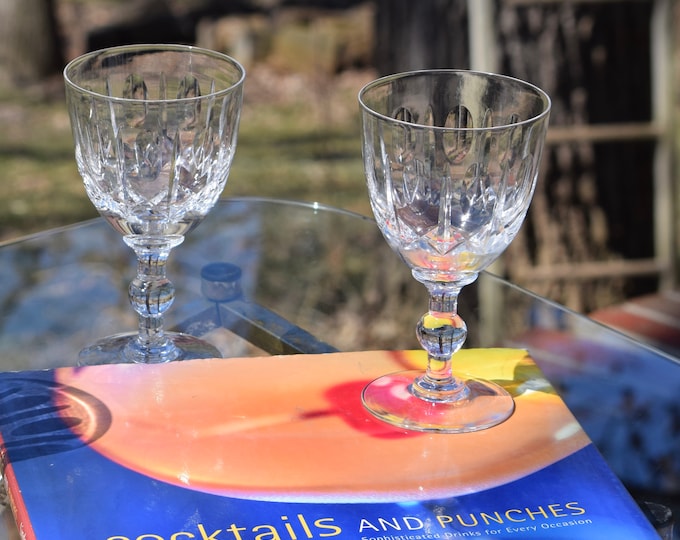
64 44 245 364
359 70 550 432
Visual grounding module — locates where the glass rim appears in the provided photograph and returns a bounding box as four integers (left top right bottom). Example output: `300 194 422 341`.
358 69 551 131
63 43 246 104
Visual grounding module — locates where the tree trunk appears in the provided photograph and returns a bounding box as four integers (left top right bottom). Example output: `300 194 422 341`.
0 0 63 87
373 0 469 75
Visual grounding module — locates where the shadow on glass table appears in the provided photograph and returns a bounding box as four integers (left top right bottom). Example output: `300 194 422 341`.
0 197 678 537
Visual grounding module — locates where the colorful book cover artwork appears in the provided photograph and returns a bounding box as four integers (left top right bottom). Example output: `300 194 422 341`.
0 349 660 539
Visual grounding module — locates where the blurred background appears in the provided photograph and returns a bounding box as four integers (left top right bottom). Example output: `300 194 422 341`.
0 0 677 316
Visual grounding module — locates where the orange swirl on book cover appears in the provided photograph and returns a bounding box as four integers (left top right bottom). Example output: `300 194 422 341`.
54 349 589 503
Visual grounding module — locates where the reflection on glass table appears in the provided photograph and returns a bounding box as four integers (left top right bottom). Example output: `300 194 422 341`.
0 197 678 538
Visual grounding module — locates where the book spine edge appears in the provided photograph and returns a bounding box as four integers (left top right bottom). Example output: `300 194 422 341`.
1 435 37 540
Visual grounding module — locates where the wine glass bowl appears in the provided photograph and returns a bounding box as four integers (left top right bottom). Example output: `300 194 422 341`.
359 70 550 433
64 44 245 365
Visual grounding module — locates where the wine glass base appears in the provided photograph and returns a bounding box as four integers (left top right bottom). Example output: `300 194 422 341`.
362 370 514 433
78 332 221 366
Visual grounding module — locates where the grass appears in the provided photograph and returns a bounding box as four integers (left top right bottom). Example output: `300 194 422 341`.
0 96 96 240
229 101 370 215
0 68 373 242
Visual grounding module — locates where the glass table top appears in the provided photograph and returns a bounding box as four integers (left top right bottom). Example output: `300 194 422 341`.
0 197 678 537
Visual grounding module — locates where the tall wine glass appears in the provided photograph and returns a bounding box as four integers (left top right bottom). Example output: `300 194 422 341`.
64 44 245 365
359 70 550 433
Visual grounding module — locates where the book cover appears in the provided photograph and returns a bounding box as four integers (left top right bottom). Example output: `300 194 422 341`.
0 349 659 539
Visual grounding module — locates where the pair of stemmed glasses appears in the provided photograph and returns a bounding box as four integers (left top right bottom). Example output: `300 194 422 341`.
64 44 550 434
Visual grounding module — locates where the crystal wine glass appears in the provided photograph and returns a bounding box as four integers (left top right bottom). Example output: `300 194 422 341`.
359 70 550 432
64 44 245 365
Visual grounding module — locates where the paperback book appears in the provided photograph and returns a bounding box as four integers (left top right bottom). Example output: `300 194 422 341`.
0 349 660 539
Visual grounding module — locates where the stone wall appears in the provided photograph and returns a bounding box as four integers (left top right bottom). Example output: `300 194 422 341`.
195 3 375 75
67 0 375 78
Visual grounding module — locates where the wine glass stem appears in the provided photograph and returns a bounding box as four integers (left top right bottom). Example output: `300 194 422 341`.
124 236 183 363
413 286 469 402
